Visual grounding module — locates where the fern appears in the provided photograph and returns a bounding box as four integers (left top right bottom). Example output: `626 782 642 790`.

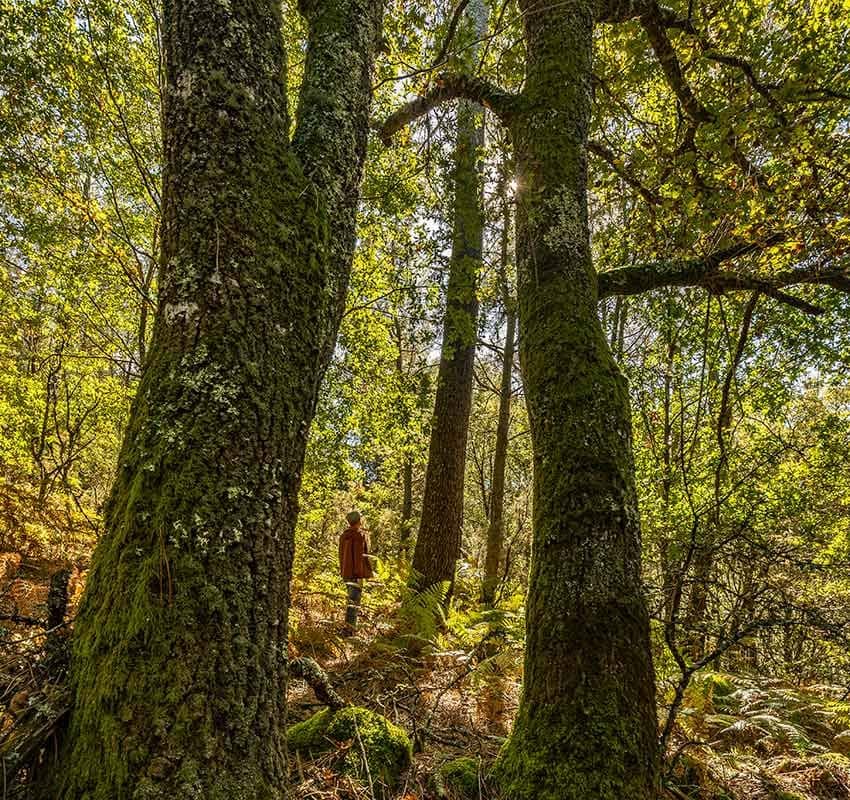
394 576 448 647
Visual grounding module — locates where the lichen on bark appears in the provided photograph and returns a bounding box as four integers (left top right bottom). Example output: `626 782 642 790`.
490 0 659 796
49 0 384 797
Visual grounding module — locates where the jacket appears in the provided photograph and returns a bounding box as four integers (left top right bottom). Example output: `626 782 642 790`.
338 526 373 580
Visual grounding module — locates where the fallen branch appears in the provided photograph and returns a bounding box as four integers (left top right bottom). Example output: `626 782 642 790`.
289 656 346 711
0 686 71 789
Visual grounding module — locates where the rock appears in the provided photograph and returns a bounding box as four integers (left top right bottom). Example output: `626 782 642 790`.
437 756 484 799
287 706 411 789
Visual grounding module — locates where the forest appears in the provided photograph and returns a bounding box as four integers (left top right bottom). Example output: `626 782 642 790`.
1 0 850 797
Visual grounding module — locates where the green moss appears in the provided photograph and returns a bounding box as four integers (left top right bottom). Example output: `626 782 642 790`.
491 692 657 800
438 757 482 798
287 706 412 787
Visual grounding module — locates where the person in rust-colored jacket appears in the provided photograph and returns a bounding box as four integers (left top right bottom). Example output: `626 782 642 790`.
338 510 372 631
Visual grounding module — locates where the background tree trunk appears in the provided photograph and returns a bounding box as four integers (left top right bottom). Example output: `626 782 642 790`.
411 4 486 590
481 195 515 607
400 456 414 558
52 0 382 796
481 309 514 605
492 1 659 797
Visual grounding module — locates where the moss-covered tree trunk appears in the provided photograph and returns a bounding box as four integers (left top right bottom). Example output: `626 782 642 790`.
411 8 486 590
52 0 382 797
492 1 659 796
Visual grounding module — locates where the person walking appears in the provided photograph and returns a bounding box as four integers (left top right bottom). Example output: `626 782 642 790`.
338 510 373 633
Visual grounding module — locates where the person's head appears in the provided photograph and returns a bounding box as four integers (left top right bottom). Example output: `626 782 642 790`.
346 510 362 528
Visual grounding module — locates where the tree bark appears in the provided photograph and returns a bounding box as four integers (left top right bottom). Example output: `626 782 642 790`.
481 310 514 605
51 0 382 796
393 316 416 559
399 456 414 557
491 1 659 796
411 5 486 591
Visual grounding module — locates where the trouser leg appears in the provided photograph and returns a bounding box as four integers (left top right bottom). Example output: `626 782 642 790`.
345 581 362 627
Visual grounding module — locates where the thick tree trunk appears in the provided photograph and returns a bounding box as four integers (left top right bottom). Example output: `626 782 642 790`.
492 1 659 797
52 0 382 797
481 309 514 605
411 28 485 589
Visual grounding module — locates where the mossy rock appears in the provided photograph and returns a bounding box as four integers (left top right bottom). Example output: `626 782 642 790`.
287 706 412 787
437 756 483 798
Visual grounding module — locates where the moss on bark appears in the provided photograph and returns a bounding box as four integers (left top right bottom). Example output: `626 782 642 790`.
490 0 659 797
287 706 412 787
49 0 383 797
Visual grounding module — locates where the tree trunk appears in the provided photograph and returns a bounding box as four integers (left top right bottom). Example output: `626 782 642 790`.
492 1 659 797
399 455 414 558
659 320 677 625
394 317 415 559
481 309 514 606
52 0 382 796
683 548 712 661
411 8 486 589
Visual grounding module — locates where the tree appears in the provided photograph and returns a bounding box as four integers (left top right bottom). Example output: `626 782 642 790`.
51 0 383 795
481 176 516 606
385 4 658 796
380 0 850 795
411 0 487 591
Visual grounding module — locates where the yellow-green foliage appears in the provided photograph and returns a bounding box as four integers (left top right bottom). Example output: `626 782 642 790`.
670 673 850 799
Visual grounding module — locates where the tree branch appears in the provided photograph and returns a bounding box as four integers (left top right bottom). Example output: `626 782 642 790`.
588 139 661 205
598 235 850 314
639 10 713 124
289 656 346 710
605 0 775 192
429 0 472 70
596 0 692 28
377 73 518 144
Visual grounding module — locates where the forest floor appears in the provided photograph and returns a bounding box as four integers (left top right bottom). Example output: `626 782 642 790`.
286 584 518 799
1 560 850 799
286 585 850 800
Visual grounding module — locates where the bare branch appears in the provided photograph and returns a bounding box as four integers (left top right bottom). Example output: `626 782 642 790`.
430 0 472 70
